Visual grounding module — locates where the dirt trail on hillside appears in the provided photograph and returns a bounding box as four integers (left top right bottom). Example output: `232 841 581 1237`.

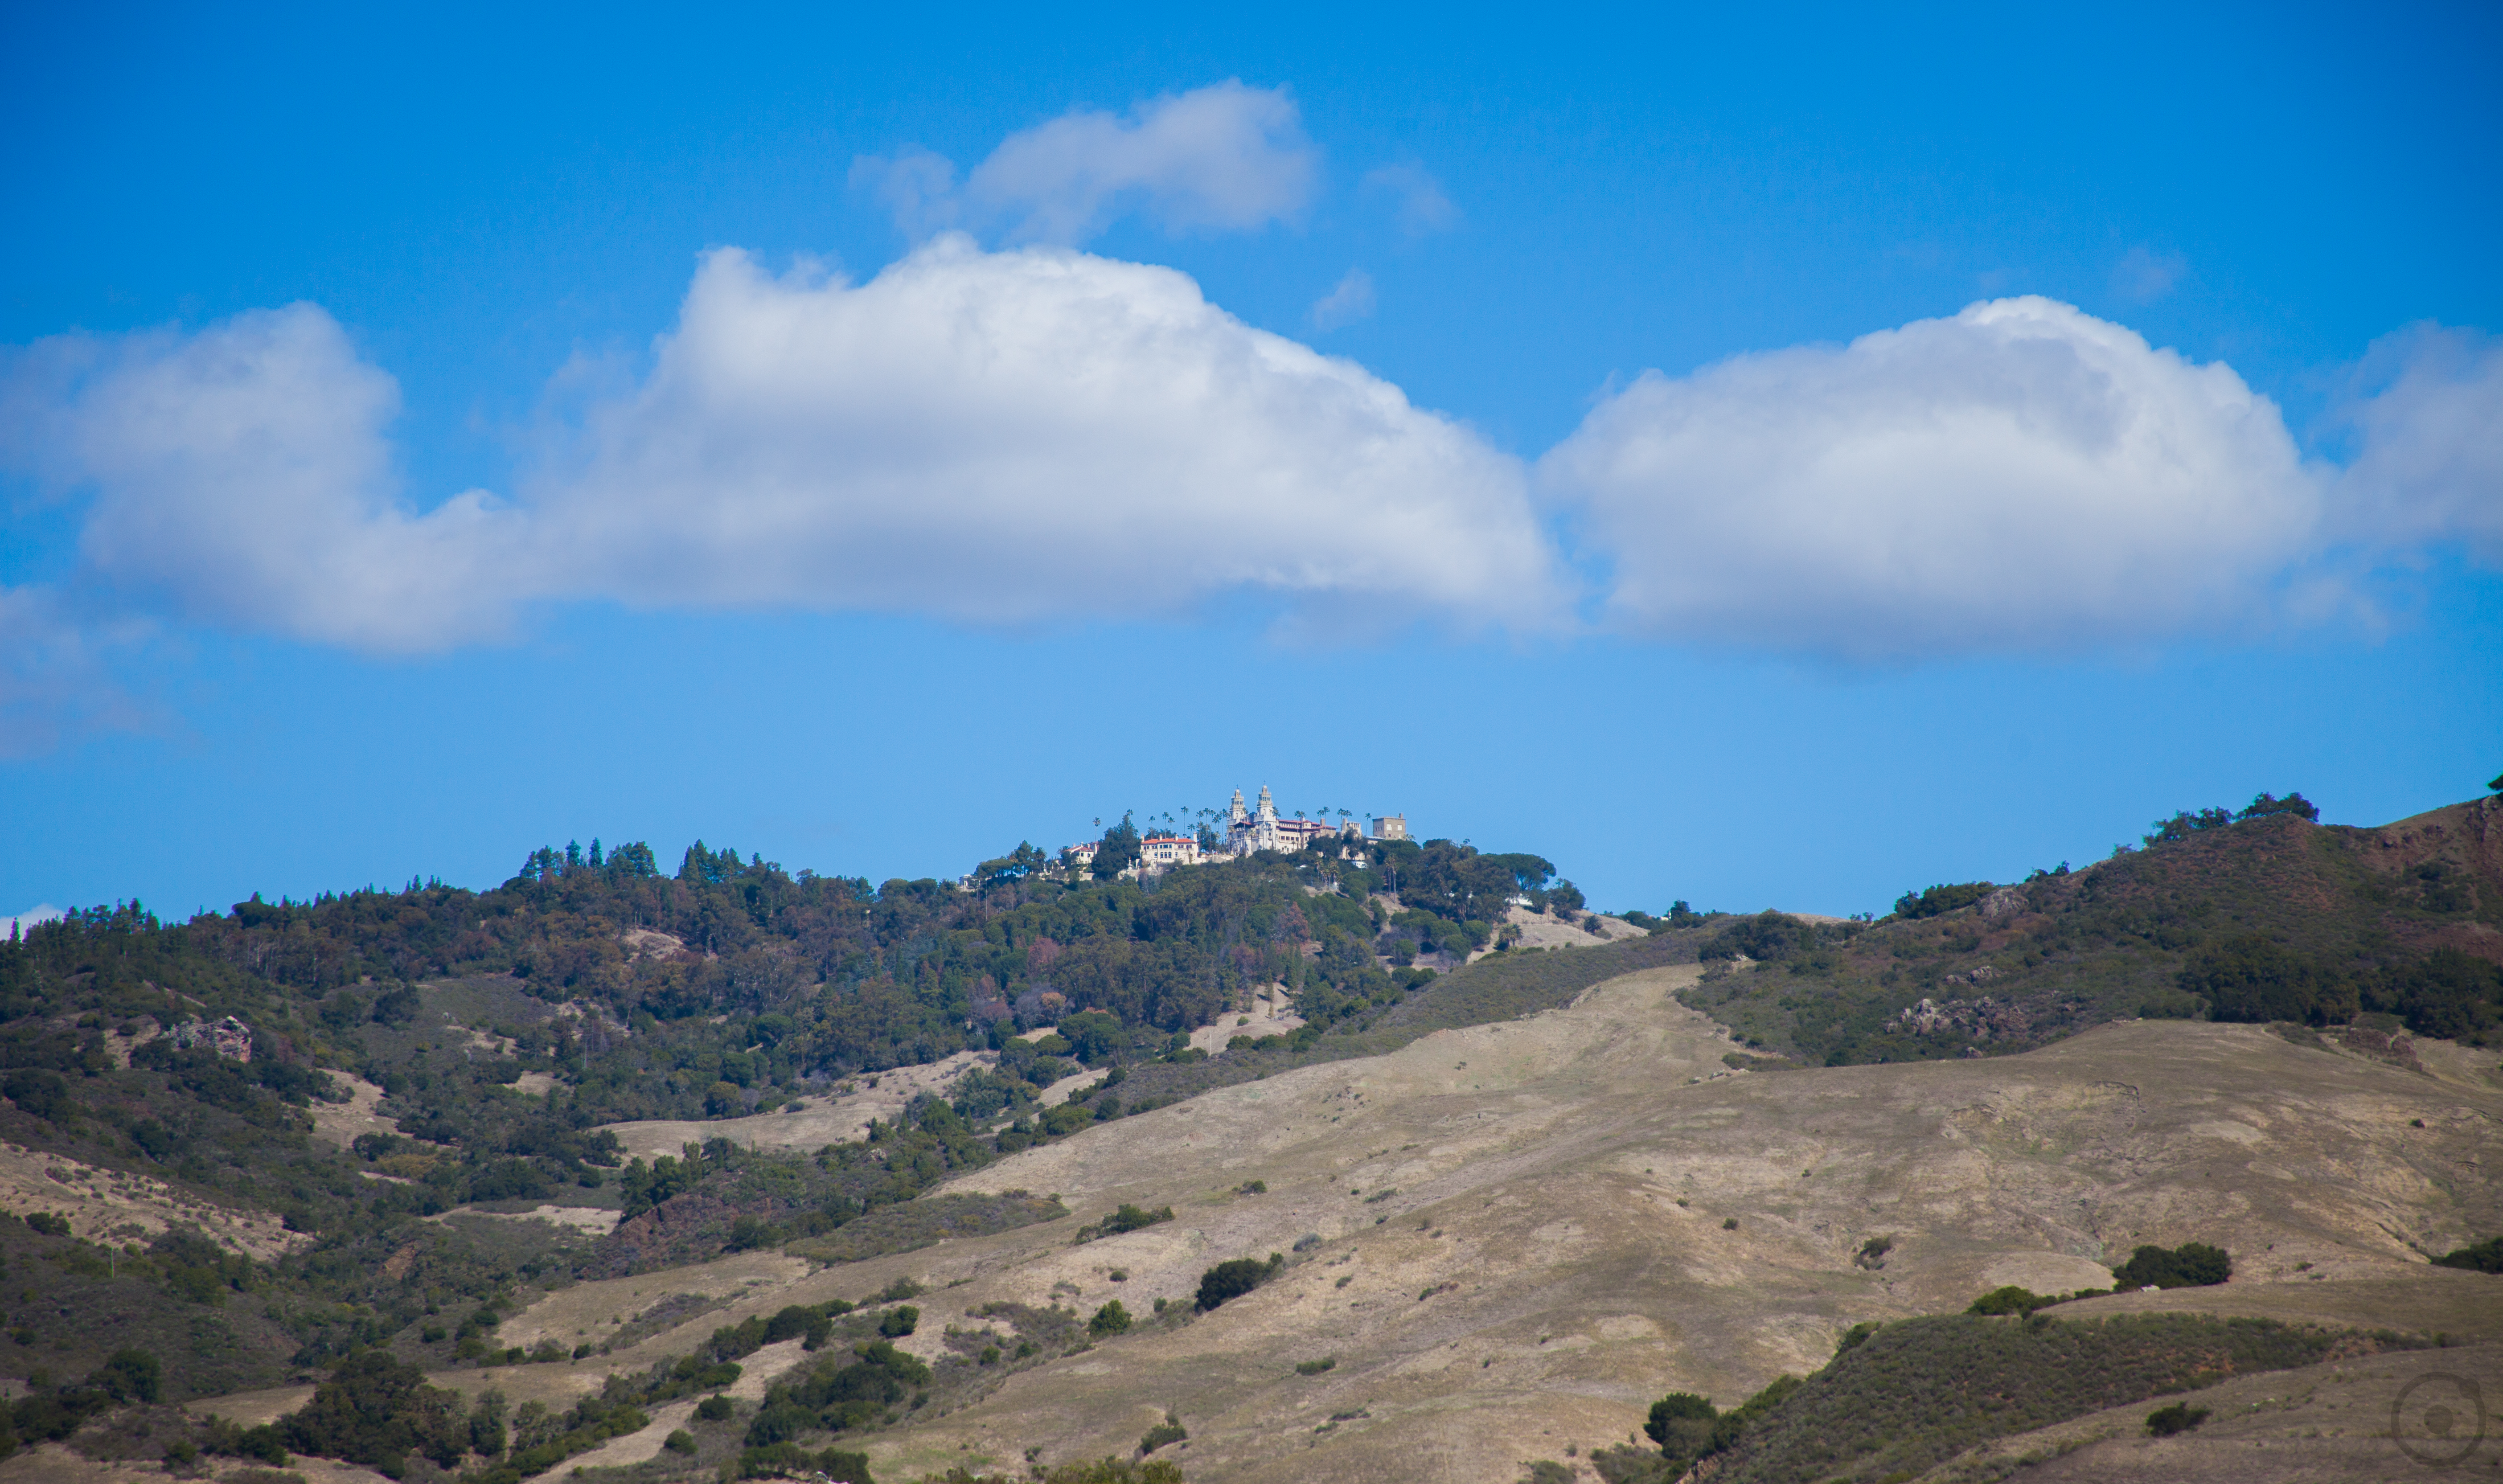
486 964 2503 1484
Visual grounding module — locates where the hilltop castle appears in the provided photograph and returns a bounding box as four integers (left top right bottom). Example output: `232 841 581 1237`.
1226 786 1405 857
1050 787 1407 882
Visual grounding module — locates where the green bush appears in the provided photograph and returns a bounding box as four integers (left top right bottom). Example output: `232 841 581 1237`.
663 1428 696 1454
2111 1242 2231 1289
1698 1312 2385 1483
1701 913 1818 961
878 1305 919 1338
695 1394 734 1422
1075 1204 1174 1242
2180 937 2355 1025
2145 1402 2210 1436
1967 1286 2052 1316
1294 1356 1336 1375
1138 1411 1186 1453
90 1347 161 1403
278 1350 472 1471
2433 1235 2503 1274
1195 1258 1270 1312
1645 1390 1716 1461
1892 884 1994 920
735 1441 874 1480
1088 1301 1131 1336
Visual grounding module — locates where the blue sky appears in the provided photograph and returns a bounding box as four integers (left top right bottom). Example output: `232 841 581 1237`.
4 1 2497 925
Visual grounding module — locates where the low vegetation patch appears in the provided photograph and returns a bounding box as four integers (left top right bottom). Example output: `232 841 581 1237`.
1672 1312 2413 1484
1966 1284 2106 1317
1073 1203 1173 1243
2434 1235 2503 1273
1138 1410 1187 1453
2110 1241 2231 1288
1194 1254 1283 1312
2145 1401 2210 1436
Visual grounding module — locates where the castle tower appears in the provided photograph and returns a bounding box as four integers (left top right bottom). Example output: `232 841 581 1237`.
1228 788 1248 828
1256 784 1276 824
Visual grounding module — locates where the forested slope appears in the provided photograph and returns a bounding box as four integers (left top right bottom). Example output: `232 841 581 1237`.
1678 794 2503 1066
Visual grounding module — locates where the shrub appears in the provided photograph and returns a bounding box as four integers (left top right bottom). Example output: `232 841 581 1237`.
1645 1391 1716 1460
1033 1459 1184 1483
22 1212 69 1237
878 1305 919 1338
2373 949 2503 1041
1195 1259 1270 1312
2111 1242 2231 1289
2145 1402 2210 1436
1968 1285 2052 1317
2179 937 2355 1025
1295 1356 1336 1375
279 1349 473 1471
696 1394 734 1422
2434 1235 2503 1274
734 1442 874 1480
1088 1301 1131 1336
1701 912 1818 961
1138 1411 1186 1453
1892 884 1994 920
1076 1204 1174 1242
90 1347 162 1403
663 1428 696 1454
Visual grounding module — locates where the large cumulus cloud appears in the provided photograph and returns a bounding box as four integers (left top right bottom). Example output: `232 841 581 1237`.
2 237 1563 655
1539 297 2331 660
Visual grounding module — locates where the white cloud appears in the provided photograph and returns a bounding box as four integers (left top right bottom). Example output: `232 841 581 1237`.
2 306 530 652
1310 268 1376 331
1540 296 2325 659
847 145 960 239
952 80 1318 244
2327 323 2503 564
1359 163 1458 235
4 904 64 939
3 239 1563 654
545 238 1558 631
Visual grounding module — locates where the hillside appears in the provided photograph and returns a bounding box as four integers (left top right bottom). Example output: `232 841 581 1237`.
0 799 2498 1482
1674 795 2503 1067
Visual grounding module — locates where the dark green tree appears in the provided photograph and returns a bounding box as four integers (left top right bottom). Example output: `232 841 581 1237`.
1091 815 1143 880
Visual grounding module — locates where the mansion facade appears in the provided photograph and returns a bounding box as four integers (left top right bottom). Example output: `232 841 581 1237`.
1047 787 1410 883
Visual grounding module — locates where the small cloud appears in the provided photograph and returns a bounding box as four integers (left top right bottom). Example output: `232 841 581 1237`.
1359 163 1458 235
2325 322 2503 565
4 905 64 939
1309 268 1376 331
964 80 1318 244
849 146 960 239
2111 246 2187 304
